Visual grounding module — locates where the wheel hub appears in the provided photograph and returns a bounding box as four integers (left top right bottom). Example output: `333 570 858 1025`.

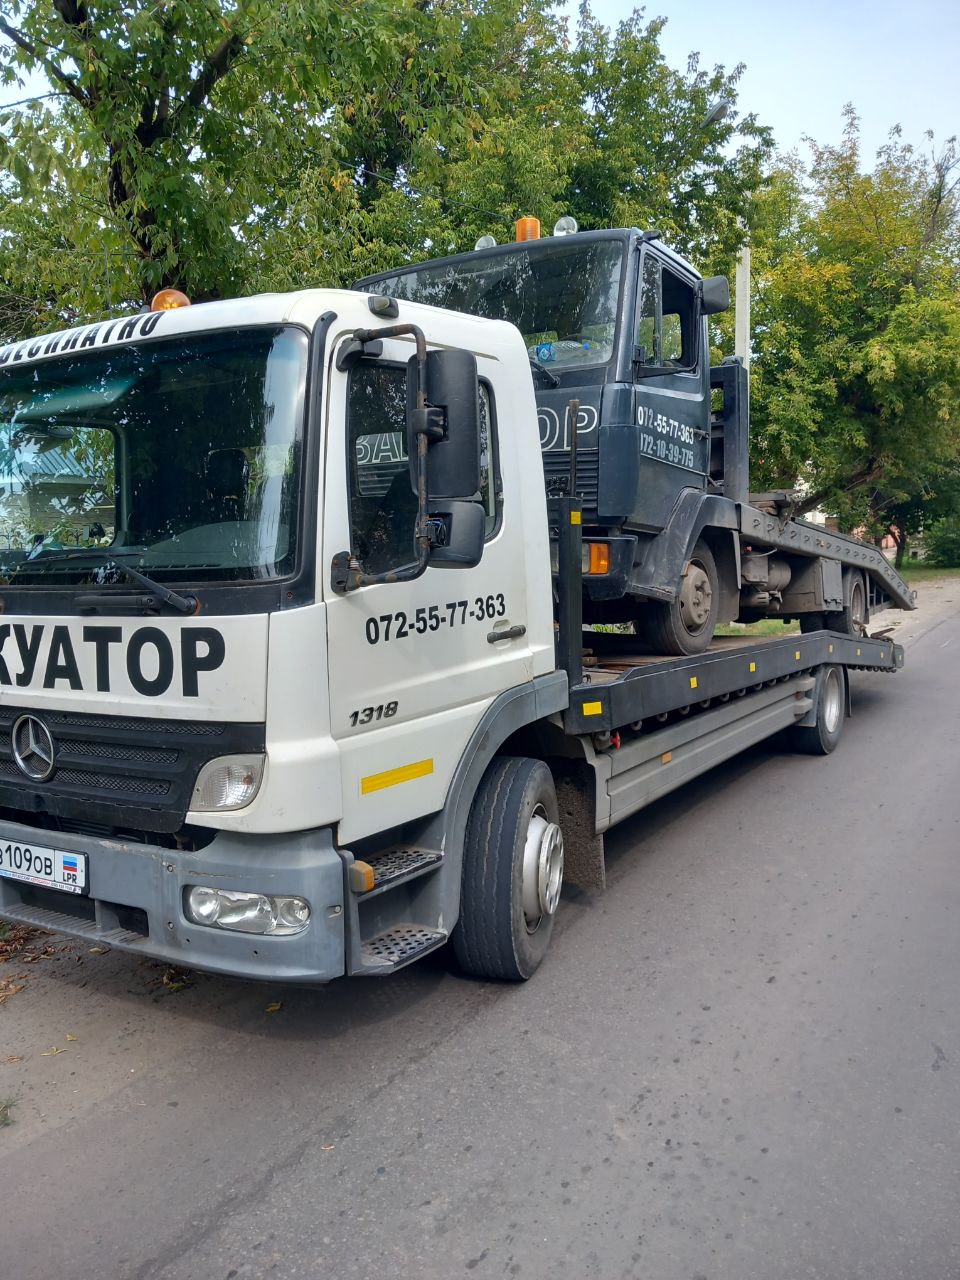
680 562 713 631
521 808 564 929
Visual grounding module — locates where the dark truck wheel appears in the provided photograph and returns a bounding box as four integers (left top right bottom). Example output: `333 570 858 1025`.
789 664 846 755
641 540 720 655
799 568 867 636
453 757 564 981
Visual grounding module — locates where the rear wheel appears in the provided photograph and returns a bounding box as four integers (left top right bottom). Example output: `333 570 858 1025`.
789 664 846 755
454 757 564 981
640 540 720 655
827 569 867 635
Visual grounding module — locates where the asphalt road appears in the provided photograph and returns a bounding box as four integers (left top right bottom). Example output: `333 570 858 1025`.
2 591 959 1280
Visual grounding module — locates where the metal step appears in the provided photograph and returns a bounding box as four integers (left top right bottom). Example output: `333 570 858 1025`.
351 846 443 898
359 924 447 974
0 900 147 947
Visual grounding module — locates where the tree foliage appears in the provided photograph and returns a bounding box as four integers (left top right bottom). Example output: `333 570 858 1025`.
0 2 770 321
749 111 960 533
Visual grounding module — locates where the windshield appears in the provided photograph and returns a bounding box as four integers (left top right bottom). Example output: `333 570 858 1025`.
375 240 625 371
0 326 308 586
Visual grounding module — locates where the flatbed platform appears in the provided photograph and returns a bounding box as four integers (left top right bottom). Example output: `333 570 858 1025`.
563 629 904 735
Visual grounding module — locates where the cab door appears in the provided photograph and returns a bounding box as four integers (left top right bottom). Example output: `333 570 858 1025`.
631 248 710 529
320 332 535 845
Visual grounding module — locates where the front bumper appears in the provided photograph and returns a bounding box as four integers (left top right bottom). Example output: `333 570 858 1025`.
0 818 346 983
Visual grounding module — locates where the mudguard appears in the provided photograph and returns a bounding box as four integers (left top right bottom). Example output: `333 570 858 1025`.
627 490 740 604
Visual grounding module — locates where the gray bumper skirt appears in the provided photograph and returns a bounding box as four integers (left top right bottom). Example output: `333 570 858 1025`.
0 818 346 983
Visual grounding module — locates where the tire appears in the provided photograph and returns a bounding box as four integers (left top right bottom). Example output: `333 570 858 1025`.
640 539 721 655
799 612 827 634
789 664 846 755
453 757 564 981
827 569 867 636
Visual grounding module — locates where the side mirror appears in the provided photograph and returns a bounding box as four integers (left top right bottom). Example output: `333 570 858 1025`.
426 500 484 568
406 348 481 502
700 275 730 316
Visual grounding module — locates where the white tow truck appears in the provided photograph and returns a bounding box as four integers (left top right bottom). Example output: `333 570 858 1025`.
0 282 905 980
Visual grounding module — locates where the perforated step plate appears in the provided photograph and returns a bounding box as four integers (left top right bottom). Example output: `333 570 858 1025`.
359 924 447 974
368 847 443 891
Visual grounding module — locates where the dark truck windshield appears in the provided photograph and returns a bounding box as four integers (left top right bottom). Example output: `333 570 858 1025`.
0 326 308 585
371 239 625 372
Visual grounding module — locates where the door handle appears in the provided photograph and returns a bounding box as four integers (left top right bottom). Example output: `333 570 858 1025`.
487 625 526 644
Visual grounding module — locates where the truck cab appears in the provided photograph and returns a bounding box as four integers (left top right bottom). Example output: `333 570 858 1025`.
357 228 738 648
0 290 563 980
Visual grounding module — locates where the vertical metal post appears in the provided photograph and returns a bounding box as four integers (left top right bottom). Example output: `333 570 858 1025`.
734 243 751 371
554 496 583 688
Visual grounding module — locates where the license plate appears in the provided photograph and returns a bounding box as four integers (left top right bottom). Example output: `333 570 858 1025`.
0 838 88 895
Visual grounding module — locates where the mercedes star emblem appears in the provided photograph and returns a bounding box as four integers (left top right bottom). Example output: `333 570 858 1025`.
11 715 57 782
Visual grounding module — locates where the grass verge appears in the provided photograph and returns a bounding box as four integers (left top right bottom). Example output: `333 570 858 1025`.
716 618 800 637
0 1097 16 1128
899 564 960 583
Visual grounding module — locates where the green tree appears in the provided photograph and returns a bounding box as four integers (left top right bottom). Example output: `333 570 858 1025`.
749 112 960 530
0 1 422 300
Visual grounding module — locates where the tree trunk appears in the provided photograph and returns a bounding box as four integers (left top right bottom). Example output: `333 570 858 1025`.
890 525 908 570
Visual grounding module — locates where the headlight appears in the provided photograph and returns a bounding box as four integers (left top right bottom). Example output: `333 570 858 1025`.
191 755 265 812
184 886 311 936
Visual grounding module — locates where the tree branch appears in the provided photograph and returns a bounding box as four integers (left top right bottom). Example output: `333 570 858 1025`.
0 17 88 105
52 0 90 29
137 29 247 145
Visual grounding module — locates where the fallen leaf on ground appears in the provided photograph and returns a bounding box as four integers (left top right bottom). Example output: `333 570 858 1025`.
88 946 110 955
1 1055 22 1065
265 1001 282 1013
40 1046 67 1056
321 1144 335 1151
65 1034 78 1042
0 977 25 1004
161 968 194 991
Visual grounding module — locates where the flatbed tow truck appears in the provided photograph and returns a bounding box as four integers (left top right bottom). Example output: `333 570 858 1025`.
0 228 910 982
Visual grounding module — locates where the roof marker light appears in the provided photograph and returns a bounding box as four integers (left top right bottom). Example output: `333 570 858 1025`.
151 289 191 311
475 234 497 250
553 215 579 236
515 217 540 242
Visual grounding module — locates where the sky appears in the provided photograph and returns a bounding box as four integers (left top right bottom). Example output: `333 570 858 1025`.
561 0 960 160
2 1 957 163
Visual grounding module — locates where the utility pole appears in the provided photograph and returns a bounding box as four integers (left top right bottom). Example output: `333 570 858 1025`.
734 242 751 370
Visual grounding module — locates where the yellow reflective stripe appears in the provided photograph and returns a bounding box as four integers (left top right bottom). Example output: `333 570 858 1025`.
361 758 434 795
570 510 582 525
689 676 698 689
582 700 603 716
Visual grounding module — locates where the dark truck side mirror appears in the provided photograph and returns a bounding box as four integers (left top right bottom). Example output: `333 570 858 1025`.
700 275 730 316
406 349 484 567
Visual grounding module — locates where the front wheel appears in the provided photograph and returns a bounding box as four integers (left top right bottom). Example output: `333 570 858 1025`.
453 757 564 981
640 539 721 655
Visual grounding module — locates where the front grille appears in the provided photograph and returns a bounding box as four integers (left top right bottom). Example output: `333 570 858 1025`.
541 449 600 513
67 740 177 765
0 704 264 834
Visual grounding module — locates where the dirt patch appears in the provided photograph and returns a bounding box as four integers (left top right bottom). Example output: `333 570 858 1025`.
0 924 54 1004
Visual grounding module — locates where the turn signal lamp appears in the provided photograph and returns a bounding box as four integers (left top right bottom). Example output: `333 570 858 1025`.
586 542 611 575
515 217 541 242
150 288 192 311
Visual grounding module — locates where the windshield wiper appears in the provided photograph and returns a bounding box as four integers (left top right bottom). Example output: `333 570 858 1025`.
528 354 560 387
15 550 197 615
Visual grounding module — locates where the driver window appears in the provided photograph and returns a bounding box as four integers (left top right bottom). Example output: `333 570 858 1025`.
347 361 499 575
636 254 698 371
662 267 697 368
